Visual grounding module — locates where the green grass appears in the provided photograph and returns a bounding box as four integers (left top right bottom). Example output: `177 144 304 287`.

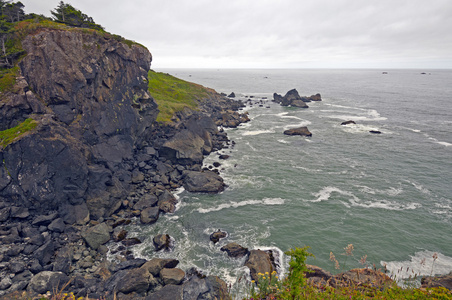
0 118 37 149
147 70 212 122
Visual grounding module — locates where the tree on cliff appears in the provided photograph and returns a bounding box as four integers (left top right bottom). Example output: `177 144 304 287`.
51 1 104 31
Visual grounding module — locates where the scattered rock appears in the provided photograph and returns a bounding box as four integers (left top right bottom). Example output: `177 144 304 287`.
283 126 312 137
210 230 227 244
153 234 173 251
220 242 249 258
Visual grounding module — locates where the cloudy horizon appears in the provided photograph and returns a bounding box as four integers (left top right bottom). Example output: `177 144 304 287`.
20 0 452 69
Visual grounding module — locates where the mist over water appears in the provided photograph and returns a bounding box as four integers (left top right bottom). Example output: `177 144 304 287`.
127 69 452 288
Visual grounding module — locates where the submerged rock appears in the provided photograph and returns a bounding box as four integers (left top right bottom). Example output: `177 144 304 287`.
210 229 227 244
221 242 249 258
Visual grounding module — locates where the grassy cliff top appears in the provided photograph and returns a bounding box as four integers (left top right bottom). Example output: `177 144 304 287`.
148 70 213 123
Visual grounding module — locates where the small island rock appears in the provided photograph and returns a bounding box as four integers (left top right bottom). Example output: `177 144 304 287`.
283 126 312 137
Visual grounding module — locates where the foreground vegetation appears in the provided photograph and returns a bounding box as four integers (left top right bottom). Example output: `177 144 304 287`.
242 247 452 300
147 70 212 122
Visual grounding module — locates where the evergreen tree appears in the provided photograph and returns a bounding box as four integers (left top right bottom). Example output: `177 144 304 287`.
51 1 104 31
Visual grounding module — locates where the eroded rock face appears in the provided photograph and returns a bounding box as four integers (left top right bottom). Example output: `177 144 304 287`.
0 28 158 219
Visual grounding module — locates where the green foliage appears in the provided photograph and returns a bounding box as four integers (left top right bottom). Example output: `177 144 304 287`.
0 65 18 92
0 118 37 148
51 1 104 31
282 246 315 299
147 70 212 123
249 271 282 299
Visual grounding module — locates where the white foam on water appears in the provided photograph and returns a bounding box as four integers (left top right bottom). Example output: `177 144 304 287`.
242 129 274 136
340 123 381 134
277 139 290 144
283 120 312 130
280 115 303 120
406 180 431 195
196 198 285 214
310 186 421 210
381 251 452 282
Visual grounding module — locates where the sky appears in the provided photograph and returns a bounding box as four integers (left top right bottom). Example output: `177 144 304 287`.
20 0 452 69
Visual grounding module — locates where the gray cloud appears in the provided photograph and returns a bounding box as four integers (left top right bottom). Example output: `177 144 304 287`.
21 0 452 68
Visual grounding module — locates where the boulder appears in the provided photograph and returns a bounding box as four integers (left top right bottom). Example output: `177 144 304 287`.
422 273 452 290
141 258 179 277
245 250 275 283
182 275 230 300
158 190 178 214
369 130 382 134
283 126 312 137
140 206 160 224
116 267 158 294
48 218 66 233
221 242 249 258
121 237 142 247
28 271 70 294
146 284 183 300
341 120 356 125
133 194 159 210
160 129 206 165
183 170 225 193
210 229 227 244
81 222 112 250
228 92 236 98
160 268 185 285
309 93 322 101
153 234 173 251
112 228 128 242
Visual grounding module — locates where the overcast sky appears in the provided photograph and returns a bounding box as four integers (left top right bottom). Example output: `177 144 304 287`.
20 0 452 69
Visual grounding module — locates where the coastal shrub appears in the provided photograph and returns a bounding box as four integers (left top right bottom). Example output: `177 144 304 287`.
0 66 19 92
147 70 211 122
0 118 37 148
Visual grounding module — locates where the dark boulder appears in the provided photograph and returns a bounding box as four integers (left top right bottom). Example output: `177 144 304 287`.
221 242 249 258
48 218 66 233
283 126 312 137
210 229 227 244
341 120 356 125
182 275 230 300
219 154 230 160
422 273 452 290
141 258 179 277
308 93 322 101
369 130 382 134
146 284 183 300
116 267 158 295
273 93 283 103
121 237 142 247
153 234 173 251
183 170 225 193
140 206 160 224
227 92 236 98
81 222 112 250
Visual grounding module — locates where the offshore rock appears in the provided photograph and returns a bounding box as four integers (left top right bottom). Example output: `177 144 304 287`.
245 250 275 283
153 234 173 251
182 170 225 193
221 242 249 258
283 126 312 137
210 229 227 244
341 120 356 125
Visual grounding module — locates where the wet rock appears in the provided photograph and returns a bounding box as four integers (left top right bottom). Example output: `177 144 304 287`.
141 258 179 277
341 120 356 125
112 228 128 242
219 154 230 160
153 234 172 251
111 258 147 273
228 92 236 98
158 190 178 213
283 126 312 137
28 271 70 294
160 268 185 285
221 242 249 258
182 170 225 193
140 207 160 224
133 194 159 210
210 229 227 244
369 130 382 134
245 250 275 283
81 222 111 250
121 237 142 247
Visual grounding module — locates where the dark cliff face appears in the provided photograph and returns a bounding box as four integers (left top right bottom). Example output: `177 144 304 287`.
0 28 158 221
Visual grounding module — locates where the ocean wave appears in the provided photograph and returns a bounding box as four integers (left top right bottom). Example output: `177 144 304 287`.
381 251 452 281
277 139 290 144
196 198 285 214
242 129 274 136
283 120 312 130
309 186 421 211
339 123 382 134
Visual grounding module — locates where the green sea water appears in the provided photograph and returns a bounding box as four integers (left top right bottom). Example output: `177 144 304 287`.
123 69 452 290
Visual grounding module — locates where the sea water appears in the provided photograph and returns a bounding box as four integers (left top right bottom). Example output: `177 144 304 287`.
126 69 452 291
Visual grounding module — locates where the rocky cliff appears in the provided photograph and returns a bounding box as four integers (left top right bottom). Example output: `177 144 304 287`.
0 27 158 222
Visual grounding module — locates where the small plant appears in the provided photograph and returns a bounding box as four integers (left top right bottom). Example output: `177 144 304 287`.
281 246 314 299
329 243 354 271
248 271 282 299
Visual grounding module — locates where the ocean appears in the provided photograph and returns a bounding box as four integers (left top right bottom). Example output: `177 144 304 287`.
124 69 452 291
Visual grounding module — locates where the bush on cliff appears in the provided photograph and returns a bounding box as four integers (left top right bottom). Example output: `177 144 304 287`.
0 118 37 148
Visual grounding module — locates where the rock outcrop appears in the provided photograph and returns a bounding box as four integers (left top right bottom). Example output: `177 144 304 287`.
273 89 322 108
284 126 312 136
